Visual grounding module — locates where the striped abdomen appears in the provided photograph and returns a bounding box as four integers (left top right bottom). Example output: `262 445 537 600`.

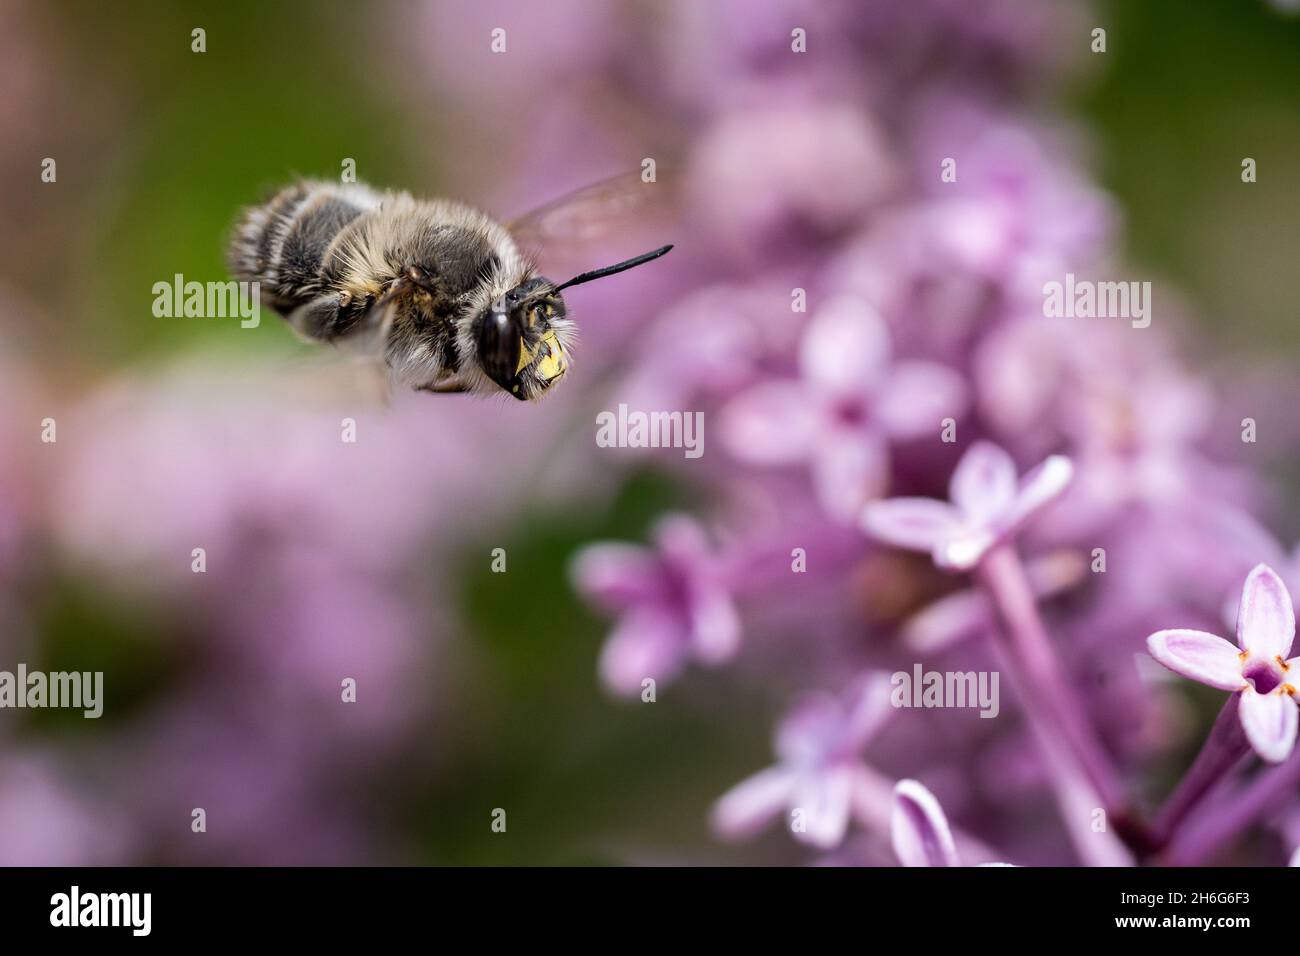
228 181 382 317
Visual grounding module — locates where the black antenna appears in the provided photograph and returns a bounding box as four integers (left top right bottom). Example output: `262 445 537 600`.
554 245 674 292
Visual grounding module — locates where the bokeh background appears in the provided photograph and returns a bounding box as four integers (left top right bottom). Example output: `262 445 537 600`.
0 0 1297 865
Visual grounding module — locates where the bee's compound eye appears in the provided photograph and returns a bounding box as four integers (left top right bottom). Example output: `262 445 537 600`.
477 309 522 393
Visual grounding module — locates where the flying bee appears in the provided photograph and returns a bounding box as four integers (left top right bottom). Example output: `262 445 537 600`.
227 175 673 401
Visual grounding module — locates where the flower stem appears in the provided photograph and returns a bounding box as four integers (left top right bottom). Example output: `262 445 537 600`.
1163 746 1300 865
1150 695 1248 849
975 543 1134 865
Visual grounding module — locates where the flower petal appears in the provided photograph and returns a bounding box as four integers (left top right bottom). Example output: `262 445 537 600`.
653 513 711 565
1146 629 1244 691
891 779 959 867
597 606 685 697
902 589 993 653
811 428 889 524
798 296 890 394
1001 454 1073 533
775 692 842 765
1238 688 1299 764
711 766 799 841
687 584 741 664
1236 563 1296 659
934 525 997 571
569 544 666 610
718 381 820 465
949 441 1018 521
875 361 968 440
793 765 854 849
842 671 894 750
860 497 961 552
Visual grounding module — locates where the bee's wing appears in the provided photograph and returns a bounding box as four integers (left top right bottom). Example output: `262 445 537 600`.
328 354 394 408
294 290 402 407
252 347 394 411
507 168 678 271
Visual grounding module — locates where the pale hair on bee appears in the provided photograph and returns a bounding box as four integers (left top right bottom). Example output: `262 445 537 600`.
227 174 673 402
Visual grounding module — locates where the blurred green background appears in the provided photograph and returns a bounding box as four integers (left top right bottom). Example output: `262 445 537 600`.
1076 0 1300 354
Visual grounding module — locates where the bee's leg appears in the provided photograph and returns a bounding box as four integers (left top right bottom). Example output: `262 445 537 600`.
418 381 468 394
417 368 468 394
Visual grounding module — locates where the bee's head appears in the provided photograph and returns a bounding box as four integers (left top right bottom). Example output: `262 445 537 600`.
474 244 673 402
476 277 571 402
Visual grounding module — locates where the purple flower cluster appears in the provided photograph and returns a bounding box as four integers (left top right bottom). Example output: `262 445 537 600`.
547 2 1300 864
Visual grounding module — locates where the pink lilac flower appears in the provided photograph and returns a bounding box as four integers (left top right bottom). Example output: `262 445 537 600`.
615 279 801 413
391 0 1299 868
861 440 1073 570
571 514 741 696
1058 367 1255 538
720 295 966 523
1147 564 1299 763
712 673 892 849
892 779 1011 867
907 101 1115 300
686 103 896 264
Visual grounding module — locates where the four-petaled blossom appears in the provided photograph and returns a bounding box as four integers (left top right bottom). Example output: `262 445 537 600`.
1147 564 1299 764
712 674 892 849
570 514 740 697
892 779 1012 867
719 295 966 523
860 440 1073 570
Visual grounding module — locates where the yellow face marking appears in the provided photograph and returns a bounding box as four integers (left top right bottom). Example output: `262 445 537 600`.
535 329 567 381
